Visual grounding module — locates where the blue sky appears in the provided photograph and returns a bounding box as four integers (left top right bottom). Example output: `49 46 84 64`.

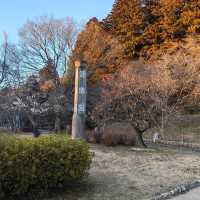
0 0 115 43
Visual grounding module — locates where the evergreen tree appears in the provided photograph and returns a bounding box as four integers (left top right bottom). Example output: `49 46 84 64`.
102 0 200 58
103 0 158 57
152 0 200 39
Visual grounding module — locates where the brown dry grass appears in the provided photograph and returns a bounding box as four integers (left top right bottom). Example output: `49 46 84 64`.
46 144 200 200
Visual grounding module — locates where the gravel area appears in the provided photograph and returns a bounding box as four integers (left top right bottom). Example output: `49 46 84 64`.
47 144 200 200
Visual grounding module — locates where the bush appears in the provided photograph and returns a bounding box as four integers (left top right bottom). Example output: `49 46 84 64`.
101 123 137 146
0 135 92 199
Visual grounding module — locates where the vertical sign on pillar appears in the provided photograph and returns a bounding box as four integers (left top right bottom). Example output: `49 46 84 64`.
72 60 87 139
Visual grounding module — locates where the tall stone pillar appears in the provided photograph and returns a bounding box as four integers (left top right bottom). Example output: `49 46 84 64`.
71 60 87 139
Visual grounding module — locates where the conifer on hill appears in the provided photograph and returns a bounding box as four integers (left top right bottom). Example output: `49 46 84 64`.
154 0 200 39
102 0 158 57
102 0 200 58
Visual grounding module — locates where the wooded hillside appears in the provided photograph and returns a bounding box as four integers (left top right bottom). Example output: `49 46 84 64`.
71 0 200 80
70 0 200 140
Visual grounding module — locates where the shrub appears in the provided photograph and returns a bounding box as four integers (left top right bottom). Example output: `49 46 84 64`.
0 135 92 199
101 123 137 146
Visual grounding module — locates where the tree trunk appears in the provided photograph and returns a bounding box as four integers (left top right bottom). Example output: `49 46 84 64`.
137 132 147 148
133 126 147 148
28 114 40 137
54 114 61 133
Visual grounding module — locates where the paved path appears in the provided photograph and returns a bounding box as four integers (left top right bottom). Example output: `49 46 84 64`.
171 188 200 200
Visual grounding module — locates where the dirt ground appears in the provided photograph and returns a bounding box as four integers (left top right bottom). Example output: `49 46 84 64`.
46 144 200 200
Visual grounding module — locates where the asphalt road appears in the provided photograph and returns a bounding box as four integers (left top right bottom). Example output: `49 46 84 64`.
171 188 200 200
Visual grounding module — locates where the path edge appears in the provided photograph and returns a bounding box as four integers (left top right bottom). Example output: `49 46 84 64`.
148 180 200 200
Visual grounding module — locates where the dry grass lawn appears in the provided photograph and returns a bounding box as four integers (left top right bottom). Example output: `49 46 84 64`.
46 144 200 200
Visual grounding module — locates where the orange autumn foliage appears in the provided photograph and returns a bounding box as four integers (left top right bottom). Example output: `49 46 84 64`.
40 80 55 92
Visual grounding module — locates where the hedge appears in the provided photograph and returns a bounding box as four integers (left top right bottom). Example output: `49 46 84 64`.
0 135 92 199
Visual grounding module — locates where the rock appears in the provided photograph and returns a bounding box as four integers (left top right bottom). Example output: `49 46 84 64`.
153 132 162 143
101 122 137 146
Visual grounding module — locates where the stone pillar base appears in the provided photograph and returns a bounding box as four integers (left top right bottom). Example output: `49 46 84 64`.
71 114 86 140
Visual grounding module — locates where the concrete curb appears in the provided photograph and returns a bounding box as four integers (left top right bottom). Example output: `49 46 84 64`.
148 180 200 200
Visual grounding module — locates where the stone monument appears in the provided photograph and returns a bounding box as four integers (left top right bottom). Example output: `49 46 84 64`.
71 60 87 139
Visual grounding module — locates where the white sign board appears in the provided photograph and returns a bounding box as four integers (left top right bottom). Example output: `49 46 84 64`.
78 104 85 113
79 87 85 94
80 70 86 78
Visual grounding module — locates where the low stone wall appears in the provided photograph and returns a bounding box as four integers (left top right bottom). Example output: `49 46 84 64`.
148 180 200 200
145 139 200 151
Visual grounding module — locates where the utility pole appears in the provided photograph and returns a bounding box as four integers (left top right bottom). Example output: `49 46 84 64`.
71 60 87 139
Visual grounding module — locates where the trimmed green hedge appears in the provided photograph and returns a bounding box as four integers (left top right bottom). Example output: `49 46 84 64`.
0 135 92 198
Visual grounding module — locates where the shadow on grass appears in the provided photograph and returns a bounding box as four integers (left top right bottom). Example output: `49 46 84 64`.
2 179 95 200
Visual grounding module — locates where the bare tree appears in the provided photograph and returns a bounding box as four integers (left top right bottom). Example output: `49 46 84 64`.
15 75 51 135
151 51 200 137
0 33 10 87
18 16 79 132
19 16 78 74
0 17 78 133
0 33 23 89
0 88 23 133
39 59 68 132
92 58 200 147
